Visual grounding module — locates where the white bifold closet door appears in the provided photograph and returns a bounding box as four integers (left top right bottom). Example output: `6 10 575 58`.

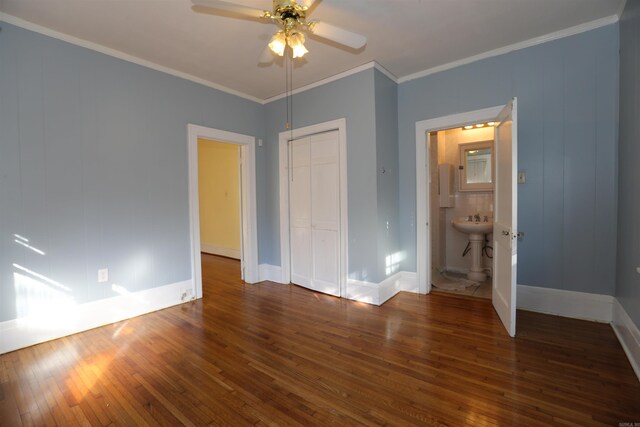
289 131 340 297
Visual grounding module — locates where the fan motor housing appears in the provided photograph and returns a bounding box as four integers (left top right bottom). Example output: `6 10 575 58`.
274 0 307 21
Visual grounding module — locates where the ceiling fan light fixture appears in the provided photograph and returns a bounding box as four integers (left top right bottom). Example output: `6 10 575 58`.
268 31 287 56
288 31 308 58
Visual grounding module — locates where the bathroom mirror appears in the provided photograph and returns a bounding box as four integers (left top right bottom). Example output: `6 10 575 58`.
459 140 494 192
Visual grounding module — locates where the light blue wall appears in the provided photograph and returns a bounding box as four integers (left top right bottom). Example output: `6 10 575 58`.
262 69 382 282
0 17 624 327
374 70 400 280
0 22 264 322
398 24 619 295
617 0 640 327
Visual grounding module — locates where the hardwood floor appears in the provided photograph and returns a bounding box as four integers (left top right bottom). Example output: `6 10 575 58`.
1 253 639 426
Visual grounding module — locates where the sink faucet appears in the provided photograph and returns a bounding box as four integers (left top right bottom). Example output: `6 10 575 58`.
474 213 481 222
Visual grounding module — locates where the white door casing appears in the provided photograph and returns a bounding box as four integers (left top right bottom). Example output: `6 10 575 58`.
279 119 348 296
492 98 518 337
187 124 259 299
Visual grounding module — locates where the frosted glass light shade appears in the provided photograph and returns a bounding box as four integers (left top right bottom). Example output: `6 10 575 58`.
268 32 286 56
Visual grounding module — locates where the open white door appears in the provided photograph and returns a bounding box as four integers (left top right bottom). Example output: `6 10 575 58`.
493 98 518 337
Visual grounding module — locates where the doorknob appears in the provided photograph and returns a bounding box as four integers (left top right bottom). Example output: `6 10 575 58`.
502 230 510 236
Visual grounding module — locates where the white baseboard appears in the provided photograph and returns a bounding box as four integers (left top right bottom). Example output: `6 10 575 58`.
347 271 418 306
201 244 241 260
612 299 640 381
258 264 286 284
0 279 193 355
516 284 613 323
379 271 418 304
345 278 380 305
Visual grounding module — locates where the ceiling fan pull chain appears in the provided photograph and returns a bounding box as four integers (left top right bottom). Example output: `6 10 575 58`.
285 49 290 130
289 52 294 142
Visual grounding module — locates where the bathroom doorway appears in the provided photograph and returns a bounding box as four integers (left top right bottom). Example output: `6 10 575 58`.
428 127 494 300
415 100 518 336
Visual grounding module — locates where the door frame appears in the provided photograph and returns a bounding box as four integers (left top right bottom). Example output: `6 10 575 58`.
415 105 504 294
187 124 259 299
278 118 348 296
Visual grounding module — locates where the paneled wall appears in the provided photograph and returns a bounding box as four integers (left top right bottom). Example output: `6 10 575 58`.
374 70 400 280
0 22 263 323
398 24 619 295
262 69 381 283
0 17 624 329
617 0 640 326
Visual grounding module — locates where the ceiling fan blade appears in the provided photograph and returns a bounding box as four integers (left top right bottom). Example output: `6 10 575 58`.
258 46 274 64
191 0 266 19
308 22 366 50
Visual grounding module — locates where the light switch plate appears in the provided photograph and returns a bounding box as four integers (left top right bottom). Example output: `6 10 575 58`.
518 172 526 184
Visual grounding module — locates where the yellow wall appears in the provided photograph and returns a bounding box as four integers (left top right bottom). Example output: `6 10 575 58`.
198 138 241 255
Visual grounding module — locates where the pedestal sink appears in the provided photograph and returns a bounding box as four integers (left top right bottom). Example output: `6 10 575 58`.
451 217 493 282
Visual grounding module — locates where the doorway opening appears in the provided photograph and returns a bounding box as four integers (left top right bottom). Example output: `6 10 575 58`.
187 124 258 299
197 138 243 286
428 126 495 300
278 119 348 297
415 100 518 336
198 139 242 261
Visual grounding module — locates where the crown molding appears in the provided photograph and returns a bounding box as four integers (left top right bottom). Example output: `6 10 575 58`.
262 61 398 104
1 10 620 103
372 62 398 84
398 14 620 84
0 12 262 104
617 0 629 18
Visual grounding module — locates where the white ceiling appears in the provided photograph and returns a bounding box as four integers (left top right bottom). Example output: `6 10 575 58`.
0 0 624 101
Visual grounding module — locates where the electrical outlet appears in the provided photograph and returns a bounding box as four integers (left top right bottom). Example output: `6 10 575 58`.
98 268 109 283
517 172 526 184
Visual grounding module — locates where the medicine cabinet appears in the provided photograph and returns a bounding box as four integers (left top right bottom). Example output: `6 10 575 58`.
459 140 494 192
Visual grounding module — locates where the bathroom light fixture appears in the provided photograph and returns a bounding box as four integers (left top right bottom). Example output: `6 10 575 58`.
462 122 497 131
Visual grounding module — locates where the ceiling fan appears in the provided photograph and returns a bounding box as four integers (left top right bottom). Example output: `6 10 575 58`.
191 0 367 62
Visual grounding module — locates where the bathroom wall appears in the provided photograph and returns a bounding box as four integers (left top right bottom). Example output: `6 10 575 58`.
429 133 442 270
616 0 640 327
398 23 619 295
439 127 494 274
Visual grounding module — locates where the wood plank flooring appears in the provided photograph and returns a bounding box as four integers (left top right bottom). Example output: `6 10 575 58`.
1 253 639 426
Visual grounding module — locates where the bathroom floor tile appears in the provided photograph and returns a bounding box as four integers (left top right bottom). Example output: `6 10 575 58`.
431 269 492 299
